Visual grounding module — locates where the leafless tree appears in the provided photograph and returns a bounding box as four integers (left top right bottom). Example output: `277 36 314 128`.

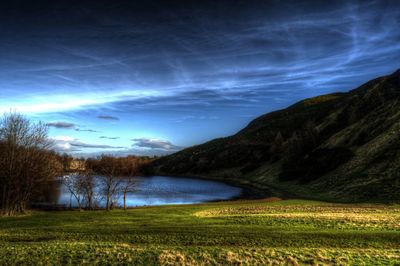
0 112 61 215
101 176 121 210
80 170 97 209
63 173 84 209
121 177 136 210
95 156 122 210
120 159 138 210
85 155 143 210
61 153 73 172
62 169 99 209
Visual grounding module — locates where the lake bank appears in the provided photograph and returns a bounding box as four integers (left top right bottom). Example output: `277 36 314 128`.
155 173 297 201
52 175 242 209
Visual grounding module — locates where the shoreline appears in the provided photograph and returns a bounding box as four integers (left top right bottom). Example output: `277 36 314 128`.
152 173 284 200
34 174 269 211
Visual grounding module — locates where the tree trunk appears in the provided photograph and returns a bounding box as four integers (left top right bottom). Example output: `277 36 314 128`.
69 193 72 209
106 195 110 211
88 196 92 210
123 191 127 210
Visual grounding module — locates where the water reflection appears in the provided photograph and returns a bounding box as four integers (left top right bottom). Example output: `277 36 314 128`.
57 175 242 208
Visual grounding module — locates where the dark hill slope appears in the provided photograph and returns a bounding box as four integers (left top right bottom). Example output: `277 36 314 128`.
152 70 400 202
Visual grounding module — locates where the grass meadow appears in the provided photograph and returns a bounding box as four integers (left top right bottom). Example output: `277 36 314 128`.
0 198 399 265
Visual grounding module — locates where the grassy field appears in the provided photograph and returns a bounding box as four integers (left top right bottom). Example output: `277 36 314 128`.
0 199 399 265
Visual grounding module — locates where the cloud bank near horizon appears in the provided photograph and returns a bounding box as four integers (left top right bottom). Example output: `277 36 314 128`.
51 135 183 157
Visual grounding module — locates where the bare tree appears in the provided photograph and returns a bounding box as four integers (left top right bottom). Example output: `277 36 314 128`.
121 177 136 210
120 158 138 210
95 156 122 210
101 176 121 210
0 112 61 215
61 153 73 173
85 155 143 210
63 173 84 209
80 170 97 209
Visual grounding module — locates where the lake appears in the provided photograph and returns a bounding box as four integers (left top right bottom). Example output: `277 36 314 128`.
57 175 242 208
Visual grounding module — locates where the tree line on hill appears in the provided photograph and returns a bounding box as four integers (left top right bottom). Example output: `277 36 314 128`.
154 119 354 184
0 112 154 216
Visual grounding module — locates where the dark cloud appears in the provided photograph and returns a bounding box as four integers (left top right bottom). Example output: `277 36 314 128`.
70 142 123 149
112 148 174 157
72 148 168 158
97 115 120 121
100 136 120 140
75 128 99 133
46 122 75 129
131 138 182 151
51 136 124 153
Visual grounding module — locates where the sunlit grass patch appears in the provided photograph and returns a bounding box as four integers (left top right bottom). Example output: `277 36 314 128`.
0 199 399 264
194 201 400 230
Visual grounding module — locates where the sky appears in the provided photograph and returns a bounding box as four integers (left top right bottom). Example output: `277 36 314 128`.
0 0 399 157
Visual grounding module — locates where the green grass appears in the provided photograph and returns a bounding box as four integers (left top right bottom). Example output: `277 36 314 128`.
1 199 400 265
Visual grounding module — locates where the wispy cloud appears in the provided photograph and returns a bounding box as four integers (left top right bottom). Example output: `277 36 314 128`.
100 136 120 140
51 136 81 152
0 90 169 114
75 128 99 133
97 115 120 121
51 136 124 153
1 0 399 154
174 115 218 123
46 122 99 133
70 142 124 149
72 148 170 158
2 1 398 117
46 122 75 129
131 138 182 151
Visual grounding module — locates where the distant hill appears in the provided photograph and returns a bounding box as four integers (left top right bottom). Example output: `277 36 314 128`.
152 70 400 202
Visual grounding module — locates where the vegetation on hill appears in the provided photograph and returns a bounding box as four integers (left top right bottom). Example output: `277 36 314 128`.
0 199 399 265
152 69 400 202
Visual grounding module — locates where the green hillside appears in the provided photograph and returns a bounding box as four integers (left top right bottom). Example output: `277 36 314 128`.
152 70 400 202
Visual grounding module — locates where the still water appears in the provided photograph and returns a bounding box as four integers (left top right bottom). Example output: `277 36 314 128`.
57 175 242 208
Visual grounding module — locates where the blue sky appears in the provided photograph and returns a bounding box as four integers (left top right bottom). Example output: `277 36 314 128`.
0 0 399 156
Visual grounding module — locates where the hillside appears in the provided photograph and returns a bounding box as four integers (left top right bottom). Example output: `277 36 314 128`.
152 69 400 202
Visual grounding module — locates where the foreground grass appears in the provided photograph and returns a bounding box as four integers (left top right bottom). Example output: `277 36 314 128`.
0 199 399 265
